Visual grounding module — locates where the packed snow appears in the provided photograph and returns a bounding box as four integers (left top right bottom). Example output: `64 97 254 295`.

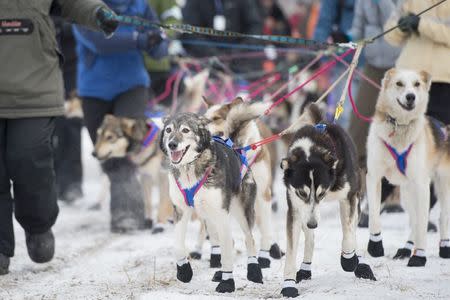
1 130 449 300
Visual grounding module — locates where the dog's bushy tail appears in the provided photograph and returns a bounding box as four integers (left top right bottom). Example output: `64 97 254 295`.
280 103 324 135
226 100 271 136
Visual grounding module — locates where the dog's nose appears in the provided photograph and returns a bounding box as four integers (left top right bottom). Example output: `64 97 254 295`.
406 93 415 104
92 151 97 158
307 220 317 229
168 141 178 150
217 131 224 137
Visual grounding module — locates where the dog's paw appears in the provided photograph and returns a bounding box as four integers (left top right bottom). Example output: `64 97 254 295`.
212 271 222 282
258 257 271 269
270 243 284 259
407 255 426 267
368 239 384 258
354 261 376 281
247 258 263 284
393 248 412 259
210 253 222 268
296 269 311 282
215 278 235 293
281 280 299 298
143 219 153 230
176 260 193 283
341 253 358 272
189 251 201 260
428 221 438 233
151 225 164 235
358 212 369 228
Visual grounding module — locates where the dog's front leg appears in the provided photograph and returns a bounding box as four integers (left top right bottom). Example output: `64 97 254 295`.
407 181 430 267
339 197 358 272
393 184 417 260
281 205 301 298
434 175 450 258
367 173 384 257
141 174 153 228
296 224 314 283
255 187 274 268
174 207 193 283
204 217 222 268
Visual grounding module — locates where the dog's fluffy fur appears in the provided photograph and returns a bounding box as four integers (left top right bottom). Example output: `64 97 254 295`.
366 69 450 266
204 98 282 267
93 115 172 230
280 104 375 297
160 112 263 293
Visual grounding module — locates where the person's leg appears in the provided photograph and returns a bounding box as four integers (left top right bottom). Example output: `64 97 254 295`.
6 118 59 263
106 86 148 231
0 120 14 262
427 82 450 125
81 98 113 144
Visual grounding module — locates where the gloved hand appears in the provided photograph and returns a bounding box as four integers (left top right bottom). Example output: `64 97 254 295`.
398 13 420 34
95 7 119 38
137 30 165 51
330 30 351 43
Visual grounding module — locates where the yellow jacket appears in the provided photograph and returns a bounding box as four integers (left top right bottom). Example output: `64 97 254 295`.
384 0 450 83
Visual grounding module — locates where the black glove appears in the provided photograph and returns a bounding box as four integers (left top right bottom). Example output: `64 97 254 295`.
398 13 420 34
137 30 165 51
95 7 119 38
330 30 351 43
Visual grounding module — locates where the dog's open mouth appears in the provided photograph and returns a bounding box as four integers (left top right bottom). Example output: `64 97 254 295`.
170 146 190 164
397 98 415 111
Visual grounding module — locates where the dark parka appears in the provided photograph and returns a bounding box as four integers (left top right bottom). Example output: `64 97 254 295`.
0 0 108 118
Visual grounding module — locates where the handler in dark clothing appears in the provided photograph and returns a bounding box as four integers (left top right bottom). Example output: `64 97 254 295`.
182 0 262 73
0 0 118 275
53 18 84 203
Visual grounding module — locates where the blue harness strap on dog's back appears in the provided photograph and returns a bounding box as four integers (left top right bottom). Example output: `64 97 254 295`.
314 123 327 133
212 136 249 167
142 121 160 147
382 140 413 176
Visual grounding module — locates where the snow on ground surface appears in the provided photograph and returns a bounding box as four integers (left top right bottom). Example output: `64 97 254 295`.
1 130 450 299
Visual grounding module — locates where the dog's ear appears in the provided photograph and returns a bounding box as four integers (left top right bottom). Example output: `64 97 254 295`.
104 114 116 123
230 97 244 107
199 116 212 126
382 68 396 88
159 125 168 156
280 158 290 170
202 96 215 108
419 70 432 91
121 118 146 141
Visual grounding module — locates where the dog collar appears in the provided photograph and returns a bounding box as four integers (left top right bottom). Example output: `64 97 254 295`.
385 114 410 137
382 140 413 176
175 166 213 207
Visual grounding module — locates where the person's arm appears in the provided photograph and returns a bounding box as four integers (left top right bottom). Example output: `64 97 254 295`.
313 0 338 42
383 0 410 46
72 25 141 54
349 0 364 41
241 0 263 35
418 16 450 47
142 5 169 59
56 0 108 30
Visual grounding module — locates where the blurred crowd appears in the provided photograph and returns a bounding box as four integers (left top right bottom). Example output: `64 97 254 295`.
1 0 449 275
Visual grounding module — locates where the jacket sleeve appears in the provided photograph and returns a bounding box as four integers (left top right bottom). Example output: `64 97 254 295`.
142 5 169 59
313 0 338 42
349 0 364 41
56 0 108 31
72 25 139 54
383 1 410 47
418 17 450 47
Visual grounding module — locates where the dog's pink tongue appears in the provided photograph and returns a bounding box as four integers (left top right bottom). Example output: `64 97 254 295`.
171 150 183 162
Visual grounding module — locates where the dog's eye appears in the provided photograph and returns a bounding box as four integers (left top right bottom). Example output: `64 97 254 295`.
317 191 326 199
212 117 221 122
181 128 190 134
105 135 114 141
296 190 308 199
165 127 172 134
414 81 420 87
396 81 404 87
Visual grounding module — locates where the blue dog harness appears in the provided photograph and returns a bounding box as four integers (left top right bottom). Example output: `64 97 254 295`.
382 141 413 176
174 166 213 207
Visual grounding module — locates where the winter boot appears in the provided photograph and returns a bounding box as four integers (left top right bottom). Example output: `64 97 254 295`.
26 230 55 263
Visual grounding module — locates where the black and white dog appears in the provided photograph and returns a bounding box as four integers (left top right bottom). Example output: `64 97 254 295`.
280 104 376 298
160 112 263 293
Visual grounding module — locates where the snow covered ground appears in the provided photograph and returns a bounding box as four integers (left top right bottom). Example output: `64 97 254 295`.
1 130 450 300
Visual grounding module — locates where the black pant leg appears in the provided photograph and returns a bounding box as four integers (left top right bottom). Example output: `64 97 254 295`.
113 86 148 119
0 120 14 257
6 118 59 235
81 98 112 144
427 82 450 125
54 117 83 199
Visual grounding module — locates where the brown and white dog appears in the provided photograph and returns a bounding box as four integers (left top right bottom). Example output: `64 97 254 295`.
204 97 283 268
93 115 172 233
366 69 450 267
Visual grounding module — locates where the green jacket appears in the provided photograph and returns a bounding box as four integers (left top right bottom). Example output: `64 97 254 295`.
143 0 182 73
0 0 107 118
